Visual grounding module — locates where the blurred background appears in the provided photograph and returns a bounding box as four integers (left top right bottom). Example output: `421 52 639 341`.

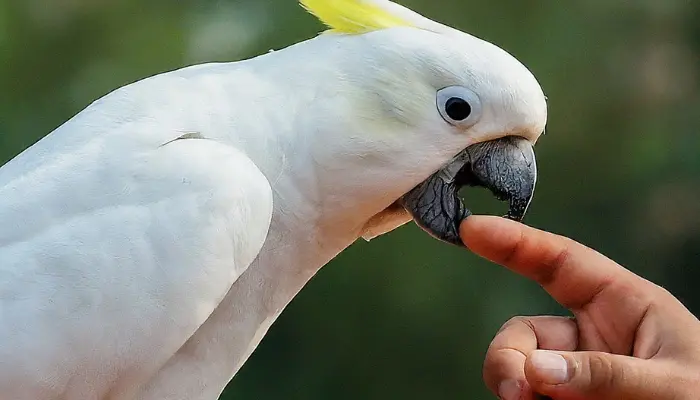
1 0 699 398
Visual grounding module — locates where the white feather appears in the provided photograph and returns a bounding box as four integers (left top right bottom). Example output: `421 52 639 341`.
0 132 273 399
0 8 547 398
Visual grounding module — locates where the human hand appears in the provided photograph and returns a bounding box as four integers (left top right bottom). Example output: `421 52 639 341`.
460 216 700 400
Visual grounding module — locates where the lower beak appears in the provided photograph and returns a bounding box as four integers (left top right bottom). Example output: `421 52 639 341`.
399 136 537 247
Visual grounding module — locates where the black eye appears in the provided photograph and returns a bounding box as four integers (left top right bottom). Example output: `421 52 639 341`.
444 97 472 121
436 86 482 126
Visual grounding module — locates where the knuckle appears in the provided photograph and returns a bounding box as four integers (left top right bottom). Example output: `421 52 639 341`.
495 316 530 336
483 347 528 390
482 348 508 386
482 353 500 385
501 227 525 265
538 241 572 286
505 315 528 327
582 353 624 393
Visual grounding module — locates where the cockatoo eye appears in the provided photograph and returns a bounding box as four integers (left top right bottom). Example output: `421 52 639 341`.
437 86 482 127
445 97 471 120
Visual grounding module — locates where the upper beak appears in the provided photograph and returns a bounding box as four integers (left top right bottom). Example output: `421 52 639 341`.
399 136 537 247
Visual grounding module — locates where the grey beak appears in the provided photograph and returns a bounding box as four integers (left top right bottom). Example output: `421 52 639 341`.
399 136 537 247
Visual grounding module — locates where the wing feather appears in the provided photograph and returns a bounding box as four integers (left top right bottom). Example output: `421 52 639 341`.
0 134 272 399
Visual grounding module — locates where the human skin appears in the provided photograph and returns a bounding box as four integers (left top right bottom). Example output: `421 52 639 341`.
460 216 700 400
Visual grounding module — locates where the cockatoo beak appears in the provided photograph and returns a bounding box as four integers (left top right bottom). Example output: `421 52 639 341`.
400 136 537 246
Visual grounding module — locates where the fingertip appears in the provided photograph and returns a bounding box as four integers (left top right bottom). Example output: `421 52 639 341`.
483 347 530 398
460 215 524 261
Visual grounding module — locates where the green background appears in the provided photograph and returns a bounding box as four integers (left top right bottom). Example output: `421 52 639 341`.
1 0 699 398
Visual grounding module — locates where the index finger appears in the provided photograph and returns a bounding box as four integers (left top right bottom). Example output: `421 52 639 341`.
459 216 648 311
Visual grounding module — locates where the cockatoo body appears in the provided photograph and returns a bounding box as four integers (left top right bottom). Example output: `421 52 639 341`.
0 1 547 398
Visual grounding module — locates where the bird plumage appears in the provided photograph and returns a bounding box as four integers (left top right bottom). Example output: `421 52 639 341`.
0 1 547 398
0 121 273 398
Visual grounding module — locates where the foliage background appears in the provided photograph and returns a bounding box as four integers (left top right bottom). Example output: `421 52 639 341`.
1 0 699 398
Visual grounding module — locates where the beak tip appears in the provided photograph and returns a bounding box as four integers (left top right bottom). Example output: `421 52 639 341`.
503 212 525 222
504 199 532 222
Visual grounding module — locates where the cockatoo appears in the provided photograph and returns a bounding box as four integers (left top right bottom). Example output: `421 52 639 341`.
0 0 547 399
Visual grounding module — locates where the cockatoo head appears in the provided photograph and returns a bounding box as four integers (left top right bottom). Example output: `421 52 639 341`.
297 0 547 246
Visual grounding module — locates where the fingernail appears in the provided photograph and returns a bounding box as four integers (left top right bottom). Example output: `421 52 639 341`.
530 350 570 384
498 379 521 400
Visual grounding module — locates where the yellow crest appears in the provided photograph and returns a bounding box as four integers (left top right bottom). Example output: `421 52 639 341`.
300 0 414 34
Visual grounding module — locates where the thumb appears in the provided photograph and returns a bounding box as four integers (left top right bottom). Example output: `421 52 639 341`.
524 350 678 400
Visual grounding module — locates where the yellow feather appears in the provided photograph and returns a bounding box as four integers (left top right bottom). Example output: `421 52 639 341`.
300 0 413 34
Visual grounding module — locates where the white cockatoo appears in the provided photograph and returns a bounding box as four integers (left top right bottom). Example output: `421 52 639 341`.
0 0 547 399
